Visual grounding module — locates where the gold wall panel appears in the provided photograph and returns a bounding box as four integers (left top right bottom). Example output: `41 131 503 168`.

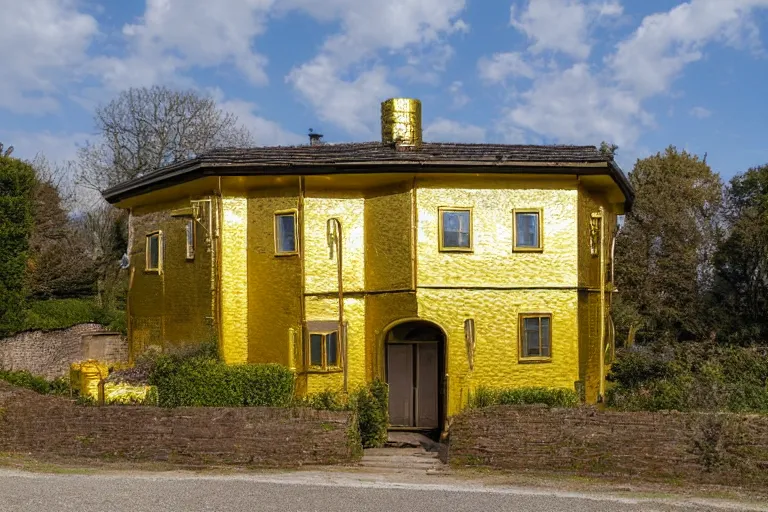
577 188 617 289
417 289 579 416
247 192 302 366
303 196 366 294
416 178 579 288
578 290 602 403
304 296 367 393
364 189 413 291
128 197 214 358
381 98 422 147
219 196 249 364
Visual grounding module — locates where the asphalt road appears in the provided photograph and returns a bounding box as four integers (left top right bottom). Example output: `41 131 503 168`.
0 468 764 512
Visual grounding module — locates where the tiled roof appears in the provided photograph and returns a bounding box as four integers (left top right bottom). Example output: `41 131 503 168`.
191 142 611 165
102 142 632 206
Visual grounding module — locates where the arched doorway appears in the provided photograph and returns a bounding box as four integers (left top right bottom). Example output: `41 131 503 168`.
385 320 445 430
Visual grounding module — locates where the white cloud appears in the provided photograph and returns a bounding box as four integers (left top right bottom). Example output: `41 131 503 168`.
505 63 651 148
689 106 712 119
0 0 98 114
210 92 305 146
424 119 486 143
285 0 468 134
478 52 535 83
448 81 470 109
482 0 768 149
107 0 274 90
510 0 622 59
610 0 768 98
0 130 88 164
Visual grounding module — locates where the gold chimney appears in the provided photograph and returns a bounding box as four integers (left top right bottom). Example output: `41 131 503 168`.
381 98 422 148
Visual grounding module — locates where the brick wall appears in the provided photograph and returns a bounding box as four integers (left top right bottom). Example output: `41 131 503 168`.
449 405 768 487
0 324 127 379
0 382 357 467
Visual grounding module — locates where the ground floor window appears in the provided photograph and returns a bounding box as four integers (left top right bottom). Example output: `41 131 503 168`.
306 320 341 370
519 313 551 361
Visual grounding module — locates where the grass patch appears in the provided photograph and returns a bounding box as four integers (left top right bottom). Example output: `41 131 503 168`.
0 370 69 396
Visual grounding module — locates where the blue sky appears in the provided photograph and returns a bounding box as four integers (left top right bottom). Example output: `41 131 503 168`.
2 0 768 187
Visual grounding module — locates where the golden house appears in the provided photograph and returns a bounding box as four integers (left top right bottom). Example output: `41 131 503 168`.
103 98 634 430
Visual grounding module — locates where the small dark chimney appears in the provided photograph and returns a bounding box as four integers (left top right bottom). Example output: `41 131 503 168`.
308 128 323 146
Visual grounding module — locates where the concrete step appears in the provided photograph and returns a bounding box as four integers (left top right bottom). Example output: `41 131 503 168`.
359 447 446 473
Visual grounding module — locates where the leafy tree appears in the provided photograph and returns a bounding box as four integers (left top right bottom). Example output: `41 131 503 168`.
0 156 36 335
614 146 723 344
78 86 252 190
26 157 96 298
712 164 768 344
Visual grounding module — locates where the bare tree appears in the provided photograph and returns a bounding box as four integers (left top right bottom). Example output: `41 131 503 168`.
78 86 253 190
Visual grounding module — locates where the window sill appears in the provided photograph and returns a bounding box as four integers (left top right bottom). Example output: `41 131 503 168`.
305 367 343 374
144 269 162 275
275 252 299 258
513 247 544 253
518 357 552 364
439 247 474 253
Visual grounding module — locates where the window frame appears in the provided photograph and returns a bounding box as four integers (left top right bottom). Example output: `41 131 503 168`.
438 206 474 252
145 231 163 273
512 208 544 252
518 313 552 363
274 209 299 256
305 320 346 373
185 219 196 261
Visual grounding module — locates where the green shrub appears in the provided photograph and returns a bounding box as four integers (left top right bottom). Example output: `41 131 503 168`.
607 343 768 412
0 298 128 335
352 379 389 448
149 349 295 408
300 381 389 449
469 386 580 408
0 156 36 336
296 390 351 411
0 370 69 396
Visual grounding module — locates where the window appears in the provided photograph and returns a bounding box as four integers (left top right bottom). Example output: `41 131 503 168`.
274 210 298 255
519 314 552 361
185 219 196 260
439 207 472 251
145 231 162 272
309 330 340 369
513 209 543 251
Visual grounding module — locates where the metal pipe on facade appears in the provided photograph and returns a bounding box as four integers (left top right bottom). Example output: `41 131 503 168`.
327 218 346 393
299 177 306 370
598 207 606 402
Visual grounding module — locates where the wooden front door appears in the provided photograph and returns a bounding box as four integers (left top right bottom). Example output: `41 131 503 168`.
387 342 440 428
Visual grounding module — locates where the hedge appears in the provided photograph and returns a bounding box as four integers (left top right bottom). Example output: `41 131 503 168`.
469 386 580 408
149 350 295 408
0 369 69 396
0 156 36 336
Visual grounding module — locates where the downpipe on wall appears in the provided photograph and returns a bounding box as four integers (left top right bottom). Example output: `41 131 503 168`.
327 218 347 393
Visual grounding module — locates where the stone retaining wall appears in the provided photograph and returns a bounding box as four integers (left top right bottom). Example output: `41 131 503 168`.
0 382 357 467
449 405 768 487
0 324 127 379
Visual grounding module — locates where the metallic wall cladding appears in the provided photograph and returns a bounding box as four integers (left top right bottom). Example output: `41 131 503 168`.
417 289 579 417
578 290 602 403
247 192 301 366
304 296 367 393
577 188 616 289
364 190 414 291
128 198 214 357
381 98 422 147
304 196 366 294
416 179 579 288
220 196 249 364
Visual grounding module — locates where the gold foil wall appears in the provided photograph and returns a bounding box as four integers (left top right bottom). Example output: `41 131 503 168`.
381 98 422 147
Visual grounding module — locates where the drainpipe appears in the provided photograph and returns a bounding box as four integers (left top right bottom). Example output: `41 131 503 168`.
327 218 346 393
592 207 606 402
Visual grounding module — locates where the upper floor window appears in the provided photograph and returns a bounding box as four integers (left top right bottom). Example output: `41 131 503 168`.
519 313 551 361
274 210 298 255
145 231 162 272
513 209 543 251
185 219 196 261
439 207 472 252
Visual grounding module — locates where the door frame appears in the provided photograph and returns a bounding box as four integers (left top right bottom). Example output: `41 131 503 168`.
382 318 447 432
